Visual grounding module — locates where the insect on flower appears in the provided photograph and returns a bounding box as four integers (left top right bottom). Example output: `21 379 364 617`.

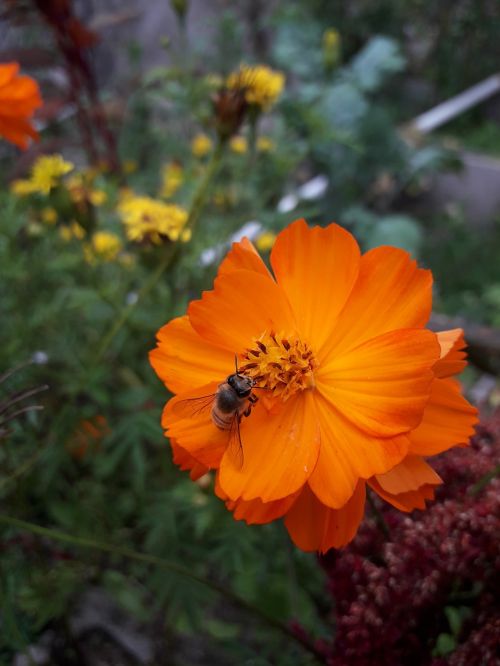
171 357 259 469
150 219 478 553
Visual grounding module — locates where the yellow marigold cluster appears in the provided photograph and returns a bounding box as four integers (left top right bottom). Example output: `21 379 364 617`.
84 231 123 263
191 133 213 158
227 64 285 110
160 162 184 198
11 154 74 195
118 195 190 244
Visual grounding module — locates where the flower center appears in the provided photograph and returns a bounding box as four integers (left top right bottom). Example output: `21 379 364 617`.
239 332 317 401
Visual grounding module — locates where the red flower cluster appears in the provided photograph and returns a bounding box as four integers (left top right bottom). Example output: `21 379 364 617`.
309 414 500 665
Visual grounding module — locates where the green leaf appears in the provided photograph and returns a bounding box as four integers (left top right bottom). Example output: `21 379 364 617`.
365 215 423 256
434 633 456 657
350 36 405 91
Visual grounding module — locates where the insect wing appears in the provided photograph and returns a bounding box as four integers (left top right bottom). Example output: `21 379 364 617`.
171 393 216 419
226 413 244 470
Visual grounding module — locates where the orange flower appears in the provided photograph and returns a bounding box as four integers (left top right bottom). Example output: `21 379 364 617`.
150 220 478 552
0 62 42 149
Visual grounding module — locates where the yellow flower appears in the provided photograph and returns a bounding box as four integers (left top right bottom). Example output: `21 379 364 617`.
30 155 74 194
256 136 275 153
255 230 276 251
123 159 138 174
323 28 340 50
59 222 86 242
191 133 213 158
160 162 184 198
41 207 58 225
10 179 37 196
65 172 107 207
230 136 248 154
118 194 189 244
323 28 341 69
84 231 123 263
89 189 107 206
227 64 285 110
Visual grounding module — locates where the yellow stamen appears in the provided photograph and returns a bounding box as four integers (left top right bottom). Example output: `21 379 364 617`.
240 332 317 401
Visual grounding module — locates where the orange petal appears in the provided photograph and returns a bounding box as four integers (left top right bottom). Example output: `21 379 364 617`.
319 246 432 359
368 477 437 512
218 391 320 502
284 481 366 553
434 329 467 378
149 315 234 394
0 63 19 87
0 116 38 149
171 440 210 481
317 328 440 437
409 377 478 456
374 455 441 494
308 392 408 508
214 473 298 523
218 237 271 278
163 383 227 468
188 269 296 352
270 219 361 351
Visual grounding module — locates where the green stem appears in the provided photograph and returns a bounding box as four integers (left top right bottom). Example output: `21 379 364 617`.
367 489 391 540
0 446 47 493
93 139 225 364
0 514 325 663
469 463 500 496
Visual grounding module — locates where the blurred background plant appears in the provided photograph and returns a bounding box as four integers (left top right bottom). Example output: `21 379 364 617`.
0 0 499 664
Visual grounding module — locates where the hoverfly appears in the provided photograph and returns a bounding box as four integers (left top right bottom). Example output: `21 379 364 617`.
171 357 259 469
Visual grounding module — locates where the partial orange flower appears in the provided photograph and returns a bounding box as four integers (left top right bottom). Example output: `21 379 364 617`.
0 62 42 149
149 220 478 552
67 415 109 460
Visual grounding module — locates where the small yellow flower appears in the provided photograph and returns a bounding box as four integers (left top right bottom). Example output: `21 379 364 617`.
227 64 285 110
256 136 275 153
123 159 138 174
118 194 189 244
191 133 213 158
30 155 74 194
85 231 123 263
180 228 192 243
322 28 341 69
41 207 58 225
89 189 107 206
255 230 276 251
10 179 36 196
230 136 248 154
323 28 340 50
59 222 86 242
160 162 184 198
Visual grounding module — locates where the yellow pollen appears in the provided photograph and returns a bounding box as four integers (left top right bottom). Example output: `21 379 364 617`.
240 332 317 401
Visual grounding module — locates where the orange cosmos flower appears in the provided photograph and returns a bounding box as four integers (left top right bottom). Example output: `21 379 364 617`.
149 219 478 553
0 62 42 149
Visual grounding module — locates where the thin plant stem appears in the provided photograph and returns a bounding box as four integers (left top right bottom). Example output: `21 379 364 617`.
93 139 225 365
470 463 500 496
0 514 325 663
10 145 226 489
0 441 55 494
367 489 391 540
